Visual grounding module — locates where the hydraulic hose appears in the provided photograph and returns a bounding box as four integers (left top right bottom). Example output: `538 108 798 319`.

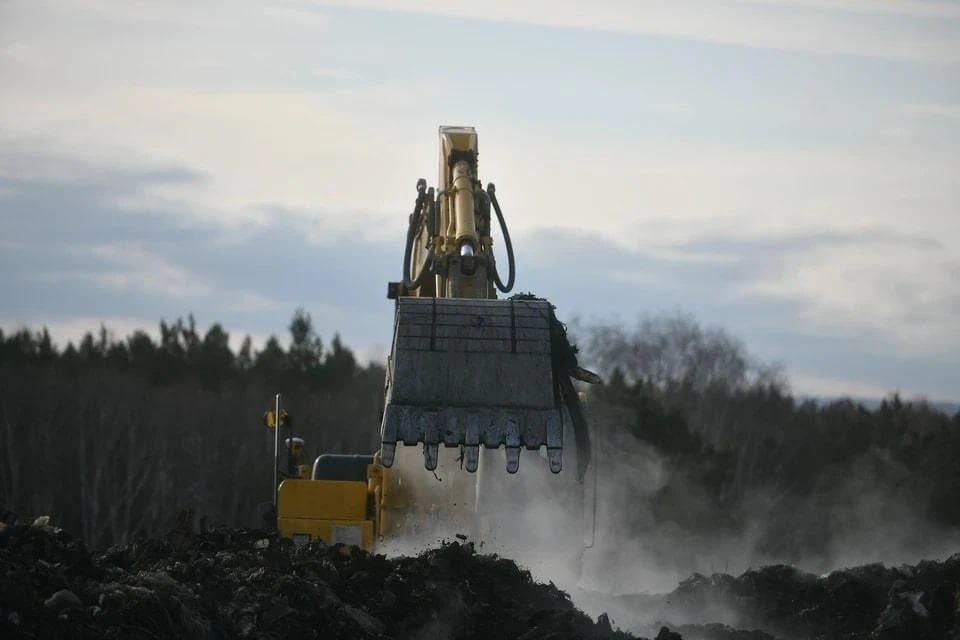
402 181 434 291
486 183 515 293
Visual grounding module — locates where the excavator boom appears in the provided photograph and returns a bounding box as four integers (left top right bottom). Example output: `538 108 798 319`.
379 126 591 476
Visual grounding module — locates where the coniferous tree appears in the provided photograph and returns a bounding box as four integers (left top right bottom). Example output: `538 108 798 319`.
325 333 357 384
254 336 288 381
288 308 323 380
79 331 101 363
198 324 234 386
183 314 201 369
127 330 157 377
236 336 254 372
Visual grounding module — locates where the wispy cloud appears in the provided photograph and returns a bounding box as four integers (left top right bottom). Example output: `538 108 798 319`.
742 244 960 352
789 371 909 400
262 4 331 26
901 103 960 119
39 244 213 298
310 0 960 62
748 0 960 19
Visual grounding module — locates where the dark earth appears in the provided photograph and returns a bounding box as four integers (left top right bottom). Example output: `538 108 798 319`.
1 511 958 639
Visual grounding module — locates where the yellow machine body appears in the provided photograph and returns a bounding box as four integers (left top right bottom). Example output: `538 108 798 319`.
275 457 411 550
276 480 375 548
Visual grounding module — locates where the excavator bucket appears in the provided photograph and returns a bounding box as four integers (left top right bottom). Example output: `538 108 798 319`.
379 297 564 474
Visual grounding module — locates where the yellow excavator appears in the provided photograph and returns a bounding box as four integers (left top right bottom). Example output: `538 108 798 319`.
267 126 597 551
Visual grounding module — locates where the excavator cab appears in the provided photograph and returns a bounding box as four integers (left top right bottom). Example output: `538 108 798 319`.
380 126 595 480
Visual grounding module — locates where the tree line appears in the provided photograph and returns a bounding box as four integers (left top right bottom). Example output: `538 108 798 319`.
2 311 958 567
0 309 364 389
583 314 960 570
0 311 383 548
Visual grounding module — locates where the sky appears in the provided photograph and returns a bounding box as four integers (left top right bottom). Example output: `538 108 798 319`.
1 0 958 400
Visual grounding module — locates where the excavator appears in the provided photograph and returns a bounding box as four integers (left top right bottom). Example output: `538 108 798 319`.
267 126 597 552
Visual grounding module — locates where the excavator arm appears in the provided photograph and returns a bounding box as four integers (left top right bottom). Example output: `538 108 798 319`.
381 126 595 477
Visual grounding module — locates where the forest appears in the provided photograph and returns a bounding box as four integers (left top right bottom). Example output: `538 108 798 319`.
1 311 958 572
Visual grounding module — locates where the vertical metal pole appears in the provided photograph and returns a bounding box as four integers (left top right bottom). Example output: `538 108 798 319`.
287 406 294 478
273 393 281 509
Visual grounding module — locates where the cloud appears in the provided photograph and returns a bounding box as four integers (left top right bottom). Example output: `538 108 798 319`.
63 244 213 297
678 228 945 255
751 0 960 19
309 0 960 63
0 88 396 225
262 4 331 26
3 2 956 252
2 153 959 399
520 227 960 399
788 371 907 400
743 244 960 353
480 132 960 251
596 226 960 355
1 1 957 400
901 103 960 119
0 154 399 364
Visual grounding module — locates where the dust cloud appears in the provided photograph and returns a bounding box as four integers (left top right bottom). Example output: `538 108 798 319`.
376 402 960 634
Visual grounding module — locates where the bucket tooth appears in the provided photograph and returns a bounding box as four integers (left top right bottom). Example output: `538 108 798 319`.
464 445 479 472
381 442 397 468
464 413 480 472
505 447 520 473
382 405 399 443
546 412 563 474
547 448 562 473
505 414 521 473
380 405 400 467
424 443 439 470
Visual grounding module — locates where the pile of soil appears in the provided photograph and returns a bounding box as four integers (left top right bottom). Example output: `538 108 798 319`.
4 511 957 639
0 513 640 639
624 557 960 639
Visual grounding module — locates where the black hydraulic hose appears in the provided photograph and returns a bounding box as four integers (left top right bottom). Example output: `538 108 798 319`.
402 183 434 291
487 183 515 293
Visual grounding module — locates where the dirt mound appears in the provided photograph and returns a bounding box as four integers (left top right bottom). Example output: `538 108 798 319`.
625 557 960 639
5 513 957 639
0 514 639 639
